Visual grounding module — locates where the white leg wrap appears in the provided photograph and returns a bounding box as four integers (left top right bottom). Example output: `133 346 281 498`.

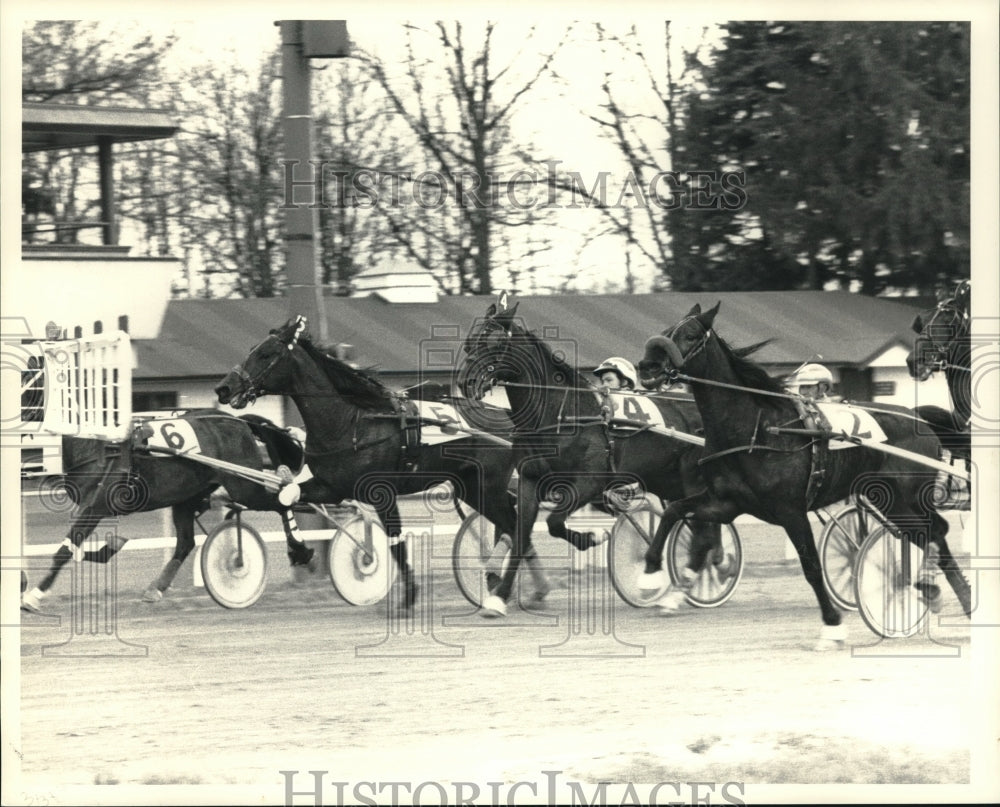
21 588 45 612
820 623 847 642
656 586 688 613
480 595 507 618
814 623 848 651
638 570 669 591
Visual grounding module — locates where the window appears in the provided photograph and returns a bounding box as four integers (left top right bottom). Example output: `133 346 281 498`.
133 391 179 412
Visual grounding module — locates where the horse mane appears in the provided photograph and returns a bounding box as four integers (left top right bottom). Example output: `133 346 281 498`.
509 322 592 388
297 333 397 412
713 334 786 398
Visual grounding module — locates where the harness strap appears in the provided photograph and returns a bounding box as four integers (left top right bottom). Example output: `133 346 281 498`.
697 444 790 464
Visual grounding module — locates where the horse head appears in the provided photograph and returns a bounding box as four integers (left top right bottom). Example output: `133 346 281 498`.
215 316 307 408
457 292 526 400
908 281 970 382
638 302 720 389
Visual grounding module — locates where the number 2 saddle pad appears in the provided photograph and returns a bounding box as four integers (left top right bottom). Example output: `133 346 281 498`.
814 402 888 450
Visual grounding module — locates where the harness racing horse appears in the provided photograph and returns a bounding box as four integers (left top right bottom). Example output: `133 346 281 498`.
457 293 735 618
906 280 971 475
637 302 972 648
21 410 316 613
214 316 527 610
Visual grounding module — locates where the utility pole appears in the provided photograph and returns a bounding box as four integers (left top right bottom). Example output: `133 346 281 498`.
278 20 349 344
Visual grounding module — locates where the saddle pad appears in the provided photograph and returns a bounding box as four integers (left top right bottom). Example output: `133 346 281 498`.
414 400 473 445
816 402 888 450
140 418 203 455
604 392 667 430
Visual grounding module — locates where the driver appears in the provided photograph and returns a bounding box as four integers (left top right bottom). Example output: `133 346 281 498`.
593 357 638 391
785 363 835 401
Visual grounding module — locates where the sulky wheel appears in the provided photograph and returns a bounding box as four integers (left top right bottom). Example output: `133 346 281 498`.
452 513 510 607
854 523 929 638
666 520 744 608
200 517 268 609
327 514 396 606
818 503 867 611
607 505 668 607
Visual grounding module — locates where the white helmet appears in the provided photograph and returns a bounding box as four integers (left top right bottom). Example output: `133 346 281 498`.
789 363 833 389
594 357 638 389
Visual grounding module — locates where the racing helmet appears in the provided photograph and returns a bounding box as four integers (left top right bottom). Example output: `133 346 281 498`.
788 363 833 390
594 357 638 389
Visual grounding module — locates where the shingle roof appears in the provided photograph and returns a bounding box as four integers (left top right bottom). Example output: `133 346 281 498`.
133 290 923 380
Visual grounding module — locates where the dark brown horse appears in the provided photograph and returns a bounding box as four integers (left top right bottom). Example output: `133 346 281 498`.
457 294 734 617
906 280 971 473
214 316 529 609
21 410 315 613
638 302 971 648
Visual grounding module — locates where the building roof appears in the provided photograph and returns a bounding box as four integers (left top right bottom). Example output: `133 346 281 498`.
133 291 923 381
22 102 179 153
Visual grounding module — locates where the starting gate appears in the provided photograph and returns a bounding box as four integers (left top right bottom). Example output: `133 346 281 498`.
20 330 132 474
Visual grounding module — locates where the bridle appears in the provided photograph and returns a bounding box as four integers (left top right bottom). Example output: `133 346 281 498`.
913 296 970 374
643 314 713 380
461 317 514 399
228 317 307 403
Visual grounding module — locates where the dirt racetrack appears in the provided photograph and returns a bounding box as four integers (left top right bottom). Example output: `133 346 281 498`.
10 510 996 807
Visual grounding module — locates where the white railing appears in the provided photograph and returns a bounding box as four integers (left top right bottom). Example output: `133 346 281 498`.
39 330 132 441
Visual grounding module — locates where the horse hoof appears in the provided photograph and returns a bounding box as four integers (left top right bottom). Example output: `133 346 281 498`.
141 588 163 603
21 589 44 614
813 623 847 651
915 580 942 614
638 570 668 591
714 553 737 582
288 546 316 569
655 587 687 614
480 595 507 618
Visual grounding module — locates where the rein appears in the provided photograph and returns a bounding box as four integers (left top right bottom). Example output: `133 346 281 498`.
671 369 956 428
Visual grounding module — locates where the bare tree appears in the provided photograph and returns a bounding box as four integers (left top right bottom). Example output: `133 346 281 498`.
21 21 176 246
546 23 715 290
311 60 412 293
168 50 285 297
360 22 568 295
22 21 175 105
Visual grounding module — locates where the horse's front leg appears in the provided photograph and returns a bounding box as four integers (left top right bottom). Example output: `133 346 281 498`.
481 477 540 618
22 511 104 613
640 490 738 613
778 510 845 650
475 471 550 603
